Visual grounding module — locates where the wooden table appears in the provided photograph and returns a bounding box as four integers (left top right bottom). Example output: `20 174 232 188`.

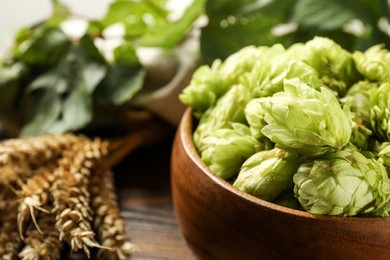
112 132 196 260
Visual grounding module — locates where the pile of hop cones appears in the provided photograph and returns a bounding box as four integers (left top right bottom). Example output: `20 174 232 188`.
0 133 137 259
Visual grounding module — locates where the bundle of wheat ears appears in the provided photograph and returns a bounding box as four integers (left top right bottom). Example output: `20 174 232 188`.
0 133 139 259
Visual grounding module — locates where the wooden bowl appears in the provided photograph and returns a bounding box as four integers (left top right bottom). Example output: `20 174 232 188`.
170 109 390 260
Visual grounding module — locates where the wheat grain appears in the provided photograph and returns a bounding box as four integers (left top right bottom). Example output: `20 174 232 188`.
18 211 62 260
52 138 108 257
90 163 137 260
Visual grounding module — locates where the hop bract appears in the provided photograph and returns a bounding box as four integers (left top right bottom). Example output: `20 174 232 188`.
293 146 390 216
233 148 301 201
349 114 372 151
370 83 390 142
179 60 225 116
193 84 252 152
340 81 377 126
245 98 267 140
375 142 390 168
259 78 351 157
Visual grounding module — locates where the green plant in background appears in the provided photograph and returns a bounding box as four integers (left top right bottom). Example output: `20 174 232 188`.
0 0 389 137
0 0 206 136
201 0 390 63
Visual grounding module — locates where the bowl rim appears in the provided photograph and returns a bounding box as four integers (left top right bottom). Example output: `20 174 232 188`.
179 108 390 223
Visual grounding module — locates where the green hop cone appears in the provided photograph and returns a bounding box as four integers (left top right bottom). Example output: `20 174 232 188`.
298 37 360 96
243 99 274 149
200 123 263 180
193 84 252 152
370 83 390 141
259 78 351 157
375 142 390 168
349 114 372 151
353 44 390 83
241 45 323 98
238 44 286 97
293 146 390 216
220 45 265 84
340 80 377 126
206 84 251 127
274 58 323 88
180 46 265 116
261 58 323 98
179 60 225 116
233 148 302 201
245 98 267 140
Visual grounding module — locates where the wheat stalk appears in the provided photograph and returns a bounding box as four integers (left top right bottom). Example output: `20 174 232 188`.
0 202 22 260
18 211 62 260
90 163 138 259
52 138 108 258
16 163 57 239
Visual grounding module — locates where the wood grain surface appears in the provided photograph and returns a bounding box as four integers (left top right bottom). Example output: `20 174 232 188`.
112 133 196 260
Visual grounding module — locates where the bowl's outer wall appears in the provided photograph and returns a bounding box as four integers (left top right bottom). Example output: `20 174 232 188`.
171 109 390 260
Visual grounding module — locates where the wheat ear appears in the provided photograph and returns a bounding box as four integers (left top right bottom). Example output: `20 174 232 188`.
0 134 84 184
52 138 108 258
18 211 62 260
16 163 57 239
0 184 16 215
0 202 22 260
90 163 138 259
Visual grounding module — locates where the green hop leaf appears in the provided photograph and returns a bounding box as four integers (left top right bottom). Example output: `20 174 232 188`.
21 35 107 136
12 26 71 69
